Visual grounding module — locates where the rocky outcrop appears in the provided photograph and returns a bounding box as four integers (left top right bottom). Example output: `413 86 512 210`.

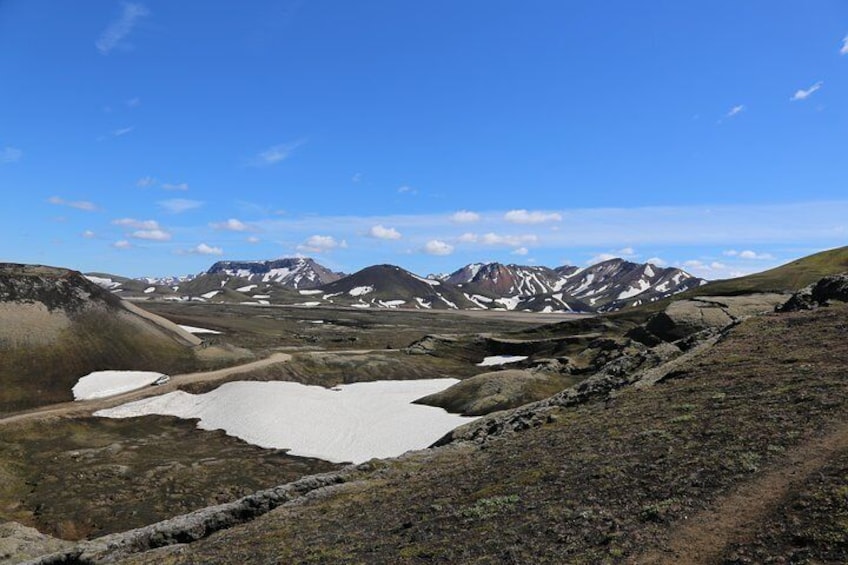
0 522 72 564
434 335 701 446
777 273 848 312
414 369 568 416
641 294 785 343
27 470 356 565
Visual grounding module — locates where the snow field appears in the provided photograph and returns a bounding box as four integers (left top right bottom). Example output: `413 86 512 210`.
96 379 476 464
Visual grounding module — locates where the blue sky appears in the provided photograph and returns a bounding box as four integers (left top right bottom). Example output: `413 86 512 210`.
1 1 847 279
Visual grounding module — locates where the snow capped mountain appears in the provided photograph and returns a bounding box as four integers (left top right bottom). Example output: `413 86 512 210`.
205 258 344 289
86 257 704 313
316 264 474 310
553 259 702 311
447 263 563 297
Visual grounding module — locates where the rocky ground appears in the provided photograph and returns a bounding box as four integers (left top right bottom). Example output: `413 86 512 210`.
75 301 848 564
7 273 848 563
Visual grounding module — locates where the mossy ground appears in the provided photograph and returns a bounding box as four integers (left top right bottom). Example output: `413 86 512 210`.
118 303 848 564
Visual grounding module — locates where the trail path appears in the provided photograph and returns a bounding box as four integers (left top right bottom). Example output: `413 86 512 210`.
0 352 293 427
636 418 848 564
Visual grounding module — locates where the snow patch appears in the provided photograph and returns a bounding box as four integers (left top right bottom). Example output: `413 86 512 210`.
236 284 258 293
349 286 374 297
96 379 476 464
143 287 156 294
476 355 529 367
178 325 222 335
201 290 220 299
298 289 323 295
73 371 168 400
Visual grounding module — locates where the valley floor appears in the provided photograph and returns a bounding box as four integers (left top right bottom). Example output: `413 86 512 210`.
107 303 848 564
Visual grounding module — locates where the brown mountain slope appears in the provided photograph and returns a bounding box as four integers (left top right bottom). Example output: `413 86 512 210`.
0 264 200 413
100 301 848 564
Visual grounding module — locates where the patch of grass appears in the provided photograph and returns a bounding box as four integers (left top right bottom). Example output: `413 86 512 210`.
458 495 520 521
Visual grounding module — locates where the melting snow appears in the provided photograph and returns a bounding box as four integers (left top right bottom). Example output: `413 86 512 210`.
95 379 476 464
494 296 521 310
378 300 406 308
86 275 121 290
476 355 529 367
412 274 441 286
349 286 374 297
617 279 651 300
298 289 323 295
414 297 432 309
236 284 258 293
178 325 222 335
73 371 168 400
143 287 156 294
296 301 321 307
201 290 220 299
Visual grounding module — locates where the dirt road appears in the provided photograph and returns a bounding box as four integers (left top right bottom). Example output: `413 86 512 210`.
0 352 293 427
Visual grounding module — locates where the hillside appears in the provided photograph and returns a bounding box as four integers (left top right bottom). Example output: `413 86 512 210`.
317 264 475 309
0 264 201 413
694 245 848 296
43 282 848 564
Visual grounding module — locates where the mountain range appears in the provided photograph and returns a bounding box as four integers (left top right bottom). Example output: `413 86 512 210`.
86 256 705 313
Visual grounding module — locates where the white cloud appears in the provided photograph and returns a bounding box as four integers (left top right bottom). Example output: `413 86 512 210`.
352 172 363 183
424 240 454 256
397 185 418 195
161 182 189 191
297 235 345 253
791 81 823 101
191 243 223 256
211 218 249 232
790 81 824 102
158 198 203 214
457 233 479 243
136 176 156 188
250 140 304 166
480 233 538 247
0 146 22 163
368 225 402 240
725 105 745 118
112 126 134 137
841 36 848 56
587 253 617 265
504 209 562 224
450 210 481 223
132 229 171 241
47 196 98 211
96 2 149 55
684 259 727 271
82 230 96 239
113 218 159 230
512 247 529 256
113 240 131 249
246 236 261 244
646 257 667 267
587 248 636 265
724 249 774 260
126 97 140 108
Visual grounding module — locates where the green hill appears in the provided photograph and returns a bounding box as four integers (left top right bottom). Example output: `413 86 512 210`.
694 245 848 296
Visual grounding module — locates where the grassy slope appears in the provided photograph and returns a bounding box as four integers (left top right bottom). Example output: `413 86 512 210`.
690 245 848 296
121 303 848 564
0 309 197 414
0 416 340 540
